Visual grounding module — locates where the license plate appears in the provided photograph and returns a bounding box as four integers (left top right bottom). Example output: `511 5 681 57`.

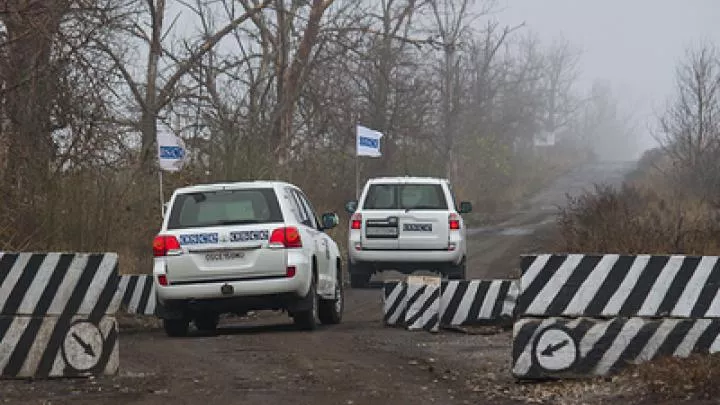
403 223 432 232
205 251 245 261
366 227 398 236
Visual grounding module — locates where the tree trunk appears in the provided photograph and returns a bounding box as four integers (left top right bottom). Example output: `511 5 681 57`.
1 1 64 248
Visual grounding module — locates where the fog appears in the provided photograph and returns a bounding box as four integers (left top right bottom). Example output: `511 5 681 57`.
495 0 718 159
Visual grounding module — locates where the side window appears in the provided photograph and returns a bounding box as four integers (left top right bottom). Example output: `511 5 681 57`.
284 187 308 225
446 183 458 210
294 190 318 229
289 189 313 228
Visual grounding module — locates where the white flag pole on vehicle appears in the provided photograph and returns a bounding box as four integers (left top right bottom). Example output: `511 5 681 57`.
157 122 187 216
355 124 383 199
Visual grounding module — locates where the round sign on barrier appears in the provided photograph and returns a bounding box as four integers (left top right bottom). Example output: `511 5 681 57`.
531 326 578 372
62 320 105 373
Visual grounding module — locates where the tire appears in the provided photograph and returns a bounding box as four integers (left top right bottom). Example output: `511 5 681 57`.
194 313 219 332
319 265 343 325
293 281 319 331
163 318 189 337
448 257 467 280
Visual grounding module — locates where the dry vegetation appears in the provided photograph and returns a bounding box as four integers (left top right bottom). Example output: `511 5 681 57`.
557 182 720 255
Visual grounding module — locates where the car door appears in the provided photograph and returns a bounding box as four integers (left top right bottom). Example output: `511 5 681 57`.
359 183 401 250
295 190 331 275
163 187 287 284
397 183 450 250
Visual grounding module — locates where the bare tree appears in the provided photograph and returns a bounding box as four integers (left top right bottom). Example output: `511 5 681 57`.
541 38 581 135
655 43 720 201
94 0 272 173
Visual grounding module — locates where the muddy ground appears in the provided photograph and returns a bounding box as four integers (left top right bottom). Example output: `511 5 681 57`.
2 161 673 405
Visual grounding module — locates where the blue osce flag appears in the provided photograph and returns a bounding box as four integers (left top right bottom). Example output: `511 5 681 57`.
159 146 185 159
356 125 383 157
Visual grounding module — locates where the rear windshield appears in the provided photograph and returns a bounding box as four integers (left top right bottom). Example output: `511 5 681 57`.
362 184 448 210
167 188 283 229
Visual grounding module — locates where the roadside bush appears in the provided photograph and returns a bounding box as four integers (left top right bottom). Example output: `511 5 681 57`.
556 183 720 255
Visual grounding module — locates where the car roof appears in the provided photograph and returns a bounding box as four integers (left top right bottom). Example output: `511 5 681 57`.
173 181 297 194
367 176 448 184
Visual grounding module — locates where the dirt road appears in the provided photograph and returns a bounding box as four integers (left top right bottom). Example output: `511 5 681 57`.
0 161 637 405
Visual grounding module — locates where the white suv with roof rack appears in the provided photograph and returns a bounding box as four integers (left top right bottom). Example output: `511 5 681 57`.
152 181 343 336
344 177 472 287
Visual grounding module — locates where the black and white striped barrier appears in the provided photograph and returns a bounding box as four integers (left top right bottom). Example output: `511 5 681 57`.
0 252 120 378
513 254 720 379
441 280 518 327
384 276 440 332
383 277 518 331
116 275 156 316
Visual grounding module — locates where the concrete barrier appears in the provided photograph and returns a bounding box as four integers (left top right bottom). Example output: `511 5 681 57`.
116 274 156 316
513 254 720 379
0 252 120 378
383 276 440 332
440 280 518 327
383 276 518 332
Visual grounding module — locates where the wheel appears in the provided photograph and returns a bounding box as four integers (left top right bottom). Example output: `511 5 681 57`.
349 262 371 288
293 280 319 331
163 318 189 337
319 265 343 325
448 257 467 280
194 313 219 332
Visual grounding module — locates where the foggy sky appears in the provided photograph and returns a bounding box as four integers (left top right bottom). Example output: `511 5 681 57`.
495 0 718 155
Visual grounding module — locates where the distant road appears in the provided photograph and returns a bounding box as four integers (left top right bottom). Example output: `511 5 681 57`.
465 160 638 279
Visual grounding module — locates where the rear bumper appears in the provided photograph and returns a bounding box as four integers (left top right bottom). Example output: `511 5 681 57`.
153 255 312 305
156 276 308 301
348 248 464 267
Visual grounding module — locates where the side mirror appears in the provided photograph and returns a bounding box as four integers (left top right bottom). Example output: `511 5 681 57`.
344 200 358 214
321 212 339 230
459 201 472 214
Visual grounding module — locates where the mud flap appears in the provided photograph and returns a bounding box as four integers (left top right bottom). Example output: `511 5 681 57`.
287 291 313 314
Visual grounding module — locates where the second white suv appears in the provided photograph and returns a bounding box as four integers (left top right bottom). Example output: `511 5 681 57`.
345 177 472 287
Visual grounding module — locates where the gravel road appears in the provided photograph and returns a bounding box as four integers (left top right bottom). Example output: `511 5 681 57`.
0 161 638 405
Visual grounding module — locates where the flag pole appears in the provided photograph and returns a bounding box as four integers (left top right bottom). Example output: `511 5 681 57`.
159 168 165 217
355 154 360 200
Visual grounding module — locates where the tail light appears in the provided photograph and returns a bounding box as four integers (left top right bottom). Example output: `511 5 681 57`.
351 213 362 230
286 266 296 277
270 227 303 248
449 213 461 230
157 274 168 286
153 235 182 257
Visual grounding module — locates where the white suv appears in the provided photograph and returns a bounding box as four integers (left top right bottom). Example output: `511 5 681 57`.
152 181 343 336
345 177 472 287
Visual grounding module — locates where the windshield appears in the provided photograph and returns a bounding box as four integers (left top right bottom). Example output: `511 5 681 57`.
167 188 283 229
363 184 448 210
